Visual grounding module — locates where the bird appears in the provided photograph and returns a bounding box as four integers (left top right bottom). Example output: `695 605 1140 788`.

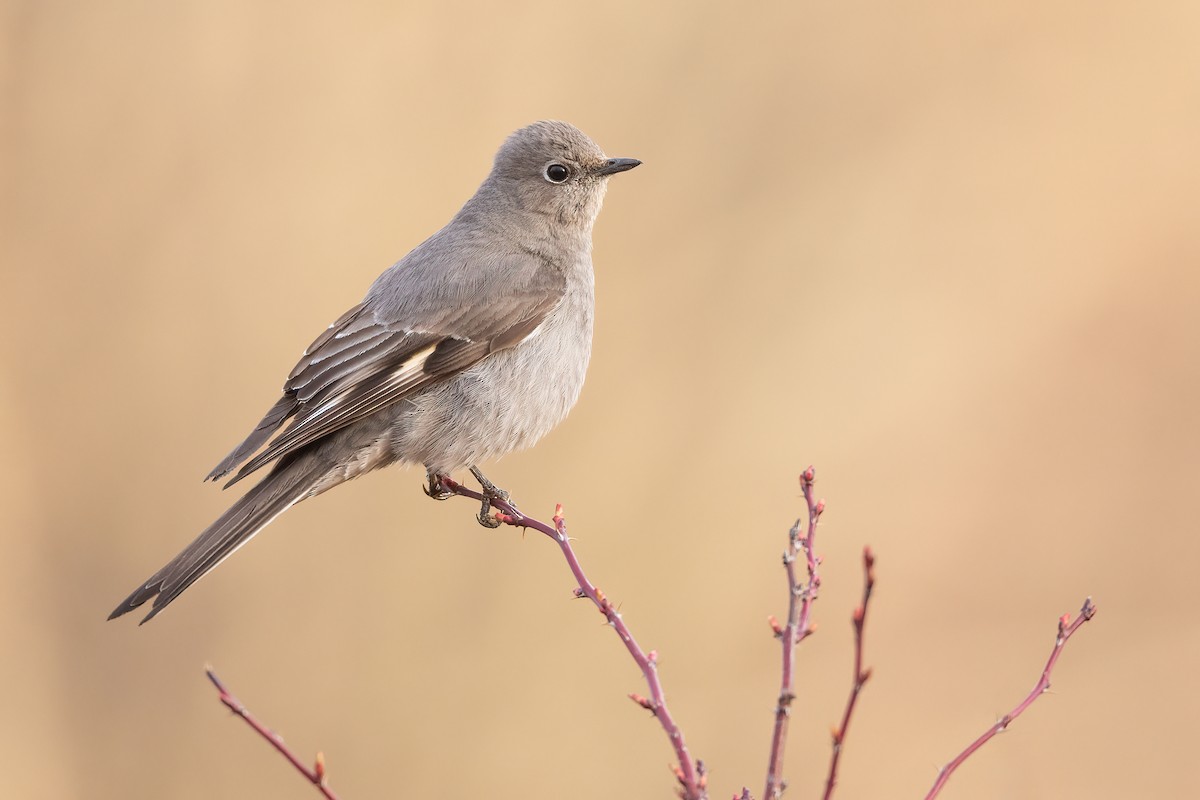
108 120 640 623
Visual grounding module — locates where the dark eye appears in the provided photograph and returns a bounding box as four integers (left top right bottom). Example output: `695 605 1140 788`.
544 163 570 183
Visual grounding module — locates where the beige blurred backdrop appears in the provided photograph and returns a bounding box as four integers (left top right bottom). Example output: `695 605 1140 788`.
3 2 1198 798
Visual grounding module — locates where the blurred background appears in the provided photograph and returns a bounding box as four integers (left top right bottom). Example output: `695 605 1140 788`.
3 2 1198 798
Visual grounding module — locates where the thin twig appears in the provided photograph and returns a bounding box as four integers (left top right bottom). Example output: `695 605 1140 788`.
762 467 825 800
924 597 1098 799
821 547 875 800
438 477 707 800
205 668 339 800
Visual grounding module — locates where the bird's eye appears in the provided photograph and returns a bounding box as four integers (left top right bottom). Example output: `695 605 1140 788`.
544 163 570 184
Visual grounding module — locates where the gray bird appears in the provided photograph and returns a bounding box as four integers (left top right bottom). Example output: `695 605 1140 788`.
109 120 640 623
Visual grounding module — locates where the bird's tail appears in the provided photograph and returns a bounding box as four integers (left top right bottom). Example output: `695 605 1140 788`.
108 455 324 624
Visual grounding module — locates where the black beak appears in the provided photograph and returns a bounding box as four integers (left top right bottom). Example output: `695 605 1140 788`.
595 157 642 176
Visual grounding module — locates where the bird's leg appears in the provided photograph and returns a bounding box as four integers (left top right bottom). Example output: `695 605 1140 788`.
423 468 453 500
469 465 510 528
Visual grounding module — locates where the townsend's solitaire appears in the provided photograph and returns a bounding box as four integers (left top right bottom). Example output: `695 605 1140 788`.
109 120 640 623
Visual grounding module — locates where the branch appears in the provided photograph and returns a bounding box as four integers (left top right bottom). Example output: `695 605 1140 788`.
821 547 875 800
205 668 339 800
762 467 825 800
924 597 1098 799
438 477 707 800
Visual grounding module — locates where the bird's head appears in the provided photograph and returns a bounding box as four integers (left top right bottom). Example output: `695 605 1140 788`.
489 120 640 229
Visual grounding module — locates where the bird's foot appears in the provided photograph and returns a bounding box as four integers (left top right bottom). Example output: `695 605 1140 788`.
470 465 510 528
423 470 453 501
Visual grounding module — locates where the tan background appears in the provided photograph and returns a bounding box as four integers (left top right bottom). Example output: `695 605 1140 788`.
3 2 1197 798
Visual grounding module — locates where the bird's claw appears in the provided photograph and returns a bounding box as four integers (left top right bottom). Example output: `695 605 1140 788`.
424 472 452 501
469 465 510 528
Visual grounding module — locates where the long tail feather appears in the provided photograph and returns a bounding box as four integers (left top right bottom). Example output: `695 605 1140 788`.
109 456 322 623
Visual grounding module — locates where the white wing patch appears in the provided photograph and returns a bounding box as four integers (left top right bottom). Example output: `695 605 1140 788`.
519 321 545 345
304 342 436 422
390 342 438 383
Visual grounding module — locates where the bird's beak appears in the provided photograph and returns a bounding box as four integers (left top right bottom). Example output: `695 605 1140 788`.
595 157 642 176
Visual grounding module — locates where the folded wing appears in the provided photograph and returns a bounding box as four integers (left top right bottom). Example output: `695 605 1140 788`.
206 256 566 486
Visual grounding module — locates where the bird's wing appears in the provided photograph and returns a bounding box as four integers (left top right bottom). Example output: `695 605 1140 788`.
206 252 566 486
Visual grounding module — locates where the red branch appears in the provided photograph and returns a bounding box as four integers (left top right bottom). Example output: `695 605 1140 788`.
923 597 1098 799
821 547 875 800
205 668 339 800
439 477 707 800
762 467 825 800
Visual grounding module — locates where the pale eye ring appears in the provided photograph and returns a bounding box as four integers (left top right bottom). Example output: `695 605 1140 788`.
544 163 570 183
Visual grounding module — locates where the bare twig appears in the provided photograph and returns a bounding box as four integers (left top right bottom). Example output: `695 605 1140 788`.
924 597 1098 799
438 477 707 800
821 547 875 800
199 471 1097 800
763 467 825 800
205 668 339 800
